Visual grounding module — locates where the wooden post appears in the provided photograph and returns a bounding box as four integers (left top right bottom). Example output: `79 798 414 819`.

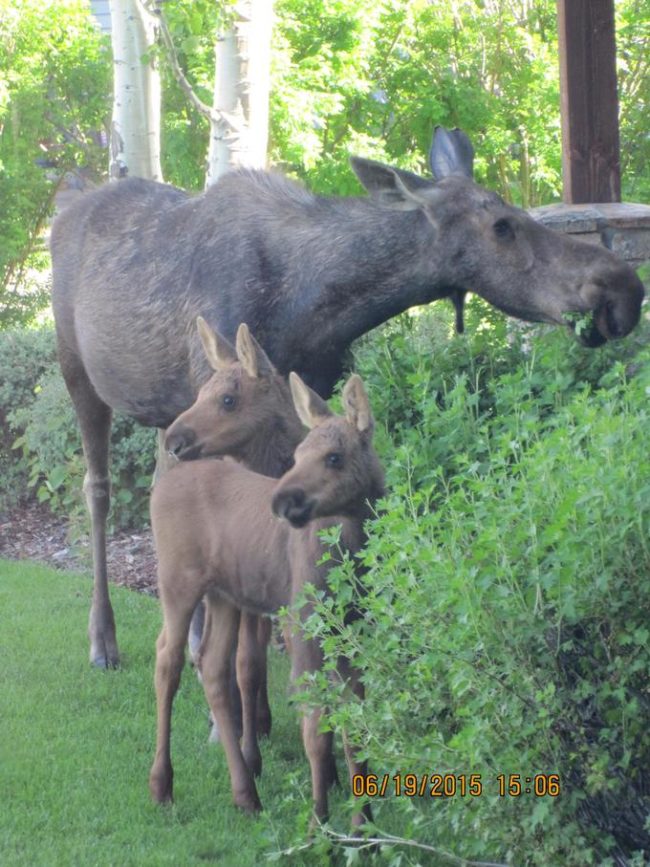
557 0 621 204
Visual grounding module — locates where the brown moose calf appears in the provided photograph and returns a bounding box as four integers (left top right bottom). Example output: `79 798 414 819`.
149 372 384 825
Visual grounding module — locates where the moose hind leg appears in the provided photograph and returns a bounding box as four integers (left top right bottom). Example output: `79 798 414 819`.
201 595 261 813
255 615 273 738
58 343 115 667
237 612 266 777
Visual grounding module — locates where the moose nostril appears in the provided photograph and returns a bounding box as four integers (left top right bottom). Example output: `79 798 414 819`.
272 487 305 518
165 426 196 458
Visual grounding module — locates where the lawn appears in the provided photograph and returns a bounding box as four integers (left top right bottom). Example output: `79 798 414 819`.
0 559 353 867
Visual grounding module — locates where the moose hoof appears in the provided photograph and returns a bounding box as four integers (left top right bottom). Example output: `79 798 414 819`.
90 636 120 669
90 654 119 670
234 791 262 813
149 769 173 804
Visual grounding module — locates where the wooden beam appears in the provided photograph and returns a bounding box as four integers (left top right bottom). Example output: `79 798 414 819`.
557 0 621 204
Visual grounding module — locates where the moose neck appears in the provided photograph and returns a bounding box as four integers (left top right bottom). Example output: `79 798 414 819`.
260 201 450 387
239 411 303 479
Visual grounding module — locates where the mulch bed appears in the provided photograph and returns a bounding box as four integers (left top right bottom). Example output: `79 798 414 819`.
0 500 158 596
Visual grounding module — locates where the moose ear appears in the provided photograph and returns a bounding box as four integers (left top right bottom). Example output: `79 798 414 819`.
350 157 438 211
429 126 474 180
289 372 333 430
236 323 276 379
197 316 237 370
342 374 373 436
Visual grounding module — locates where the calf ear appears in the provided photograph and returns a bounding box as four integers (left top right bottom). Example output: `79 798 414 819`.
197 316 237 370
342 374 374 436
289 372 332 429
236 323 276 378
429 126 474 180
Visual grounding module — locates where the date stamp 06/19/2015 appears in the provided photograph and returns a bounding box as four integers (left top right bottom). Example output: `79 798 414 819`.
352 773 561 799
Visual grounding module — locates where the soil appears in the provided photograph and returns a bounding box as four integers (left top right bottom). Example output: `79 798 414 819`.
0 500 158 596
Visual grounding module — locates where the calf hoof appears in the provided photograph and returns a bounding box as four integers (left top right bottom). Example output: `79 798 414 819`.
149 769 173 804
234 791 263 813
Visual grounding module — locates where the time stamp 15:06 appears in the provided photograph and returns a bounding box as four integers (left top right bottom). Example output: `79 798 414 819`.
352 773 561 799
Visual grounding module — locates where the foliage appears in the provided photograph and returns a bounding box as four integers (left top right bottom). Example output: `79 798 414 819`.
0 0 110 326
269 0 650 207
0 325 156 530
293 300 650 865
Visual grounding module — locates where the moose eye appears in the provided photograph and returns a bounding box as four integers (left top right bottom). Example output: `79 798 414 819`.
221 394 236 411
325 452 343 469
493 218 514 241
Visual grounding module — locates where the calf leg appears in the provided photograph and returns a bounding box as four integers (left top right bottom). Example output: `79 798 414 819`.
57 341 115 667
237 612 265 777
254 616 273 737
338 657 372 829
201 595 261 813
291 635 333 824
149 590 197 803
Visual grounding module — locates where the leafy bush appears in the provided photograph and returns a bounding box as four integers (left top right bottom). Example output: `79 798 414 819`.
294 299 650 865
1 325 156 530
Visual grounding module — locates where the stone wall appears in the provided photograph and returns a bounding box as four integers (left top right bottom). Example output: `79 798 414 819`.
530 202 650 271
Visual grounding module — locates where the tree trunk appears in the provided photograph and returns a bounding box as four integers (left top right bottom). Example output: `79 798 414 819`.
206 0 274 186
108 0 163 181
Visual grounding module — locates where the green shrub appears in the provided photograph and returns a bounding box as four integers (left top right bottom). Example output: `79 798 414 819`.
0 325 58 508
294 299 650 865
1 325 156 530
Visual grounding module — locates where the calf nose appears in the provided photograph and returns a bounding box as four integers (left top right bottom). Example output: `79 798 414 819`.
272 487 314 527
165 425 196 459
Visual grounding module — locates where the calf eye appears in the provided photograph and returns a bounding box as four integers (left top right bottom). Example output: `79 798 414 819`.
325 452 343 468
493 218 514 240
222 394 237 411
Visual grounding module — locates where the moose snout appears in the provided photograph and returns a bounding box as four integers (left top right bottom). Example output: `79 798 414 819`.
272 487 313 528
579 267 645 346
164 424 198 461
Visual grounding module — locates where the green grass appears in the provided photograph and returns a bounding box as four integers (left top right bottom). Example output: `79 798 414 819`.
0 560 353 866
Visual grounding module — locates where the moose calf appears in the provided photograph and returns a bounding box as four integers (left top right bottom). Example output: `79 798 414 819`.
149 372 384 825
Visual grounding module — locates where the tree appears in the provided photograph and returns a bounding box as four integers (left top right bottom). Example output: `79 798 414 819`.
0 0 109 325
108 0 162 180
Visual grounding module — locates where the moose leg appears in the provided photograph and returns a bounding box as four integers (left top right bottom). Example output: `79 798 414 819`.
57 343 115 667
200 595 262 813
149 590 196 803
255 616 273 737
237 612 264 777
291 636 333 824
337 657 372 829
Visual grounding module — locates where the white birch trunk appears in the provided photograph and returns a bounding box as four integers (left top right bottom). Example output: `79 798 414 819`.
205 0 274 187
108 0 163 181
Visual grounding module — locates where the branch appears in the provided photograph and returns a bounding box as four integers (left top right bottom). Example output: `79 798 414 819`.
142 0 245 134
271 823 508 867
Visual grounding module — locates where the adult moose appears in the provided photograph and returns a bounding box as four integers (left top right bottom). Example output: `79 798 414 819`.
50 127 644 668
